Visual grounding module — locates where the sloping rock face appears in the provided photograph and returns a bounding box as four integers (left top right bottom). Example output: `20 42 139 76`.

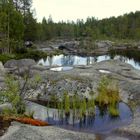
43 72 93 99
117 108 140 137
0 122 96 140
38 60 140 103
2 59 140 103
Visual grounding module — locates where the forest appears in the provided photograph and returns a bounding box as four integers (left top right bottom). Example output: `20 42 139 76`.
0 0 140 54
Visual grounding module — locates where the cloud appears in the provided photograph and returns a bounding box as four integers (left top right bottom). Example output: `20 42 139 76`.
32 0 140 22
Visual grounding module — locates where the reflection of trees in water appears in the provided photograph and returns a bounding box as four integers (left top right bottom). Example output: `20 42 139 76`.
86 57 90 65
48 56 53 67
87 56 98 65
110 50 140 66
109 50 140 63
93 56 98 63
119 56 127 62
61 55 75 66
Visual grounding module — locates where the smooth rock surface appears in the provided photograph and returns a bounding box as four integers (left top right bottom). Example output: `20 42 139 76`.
38 60 140 103
0 103 12 112
117 108 140 137
4 59 36 68
0 122 96 140
105 136 128 140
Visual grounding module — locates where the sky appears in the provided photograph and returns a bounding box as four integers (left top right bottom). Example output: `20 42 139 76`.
32 0 140 22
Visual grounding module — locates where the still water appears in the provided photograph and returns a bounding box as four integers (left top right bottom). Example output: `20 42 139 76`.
27 102 133 134
38 54 140 70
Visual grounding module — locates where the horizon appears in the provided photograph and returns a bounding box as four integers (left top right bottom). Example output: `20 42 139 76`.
32 0 140 22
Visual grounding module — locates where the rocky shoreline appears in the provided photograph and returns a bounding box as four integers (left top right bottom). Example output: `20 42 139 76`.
36 39 140 56
0 58 140 139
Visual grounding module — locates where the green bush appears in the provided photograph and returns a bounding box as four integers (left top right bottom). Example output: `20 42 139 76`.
96 76 120 107
63 91 70 115
0 54 15 63
108 105 119 117
0 75 25 114
96 76 120 117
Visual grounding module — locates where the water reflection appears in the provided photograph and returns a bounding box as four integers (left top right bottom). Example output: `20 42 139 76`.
27 102 133 134
38 54 140 70
38 55 110 67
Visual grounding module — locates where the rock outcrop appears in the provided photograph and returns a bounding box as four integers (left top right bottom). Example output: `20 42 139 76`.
1 59 140 103
0 122 96 140
4 59 36 68
4 59 36 77
37 60 140 103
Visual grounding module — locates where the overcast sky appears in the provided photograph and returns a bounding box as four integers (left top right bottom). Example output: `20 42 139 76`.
32 0 140 22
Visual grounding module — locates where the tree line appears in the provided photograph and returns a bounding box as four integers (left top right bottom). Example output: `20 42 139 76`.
0 0 140 54
39 11 140 41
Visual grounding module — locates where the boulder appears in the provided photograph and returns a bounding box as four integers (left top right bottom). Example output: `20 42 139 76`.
4 59 36 77
0 121 96 140
4 59 18 68
4 59 36 68
0 103 12 112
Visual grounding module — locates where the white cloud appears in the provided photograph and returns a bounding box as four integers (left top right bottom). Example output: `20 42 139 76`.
32 0 140 22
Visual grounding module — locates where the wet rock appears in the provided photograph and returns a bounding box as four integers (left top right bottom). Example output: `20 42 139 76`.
117 108 140 137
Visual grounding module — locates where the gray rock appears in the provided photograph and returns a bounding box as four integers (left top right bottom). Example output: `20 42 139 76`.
0 122 96 140
4 59 36 68
36 60 140 103
0 103 12 112
95 40 113 48
31 65 49 71
105 136 128 140
117 107 140 137
4 59 17 68
4 59 36 77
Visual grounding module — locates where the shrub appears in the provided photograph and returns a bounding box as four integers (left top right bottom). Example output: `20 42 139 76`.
108 105 119 117
96 76 120 117
87 97 95 115
0 75 25 114
80 98 87 116
63 91 70 115
96 76 120 107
